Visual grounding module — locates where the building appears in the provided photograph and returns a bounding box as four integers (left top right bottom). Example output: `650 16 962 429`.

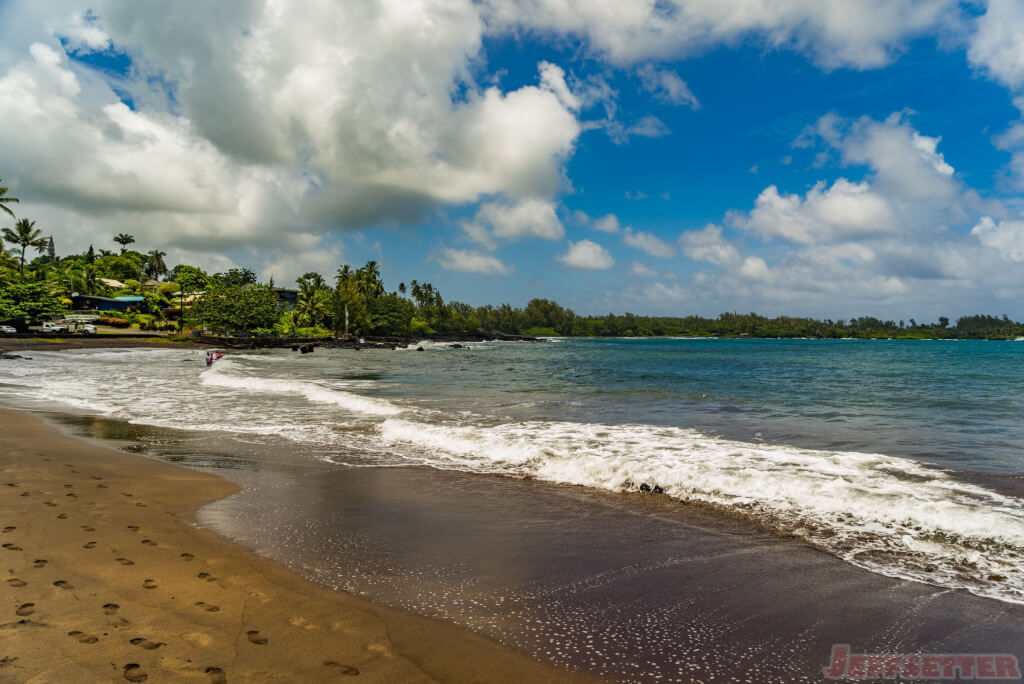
70 295 145 312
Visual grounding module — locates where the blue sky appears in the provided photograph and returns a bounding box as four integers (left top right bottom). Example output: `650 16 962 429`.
3 2 1024 319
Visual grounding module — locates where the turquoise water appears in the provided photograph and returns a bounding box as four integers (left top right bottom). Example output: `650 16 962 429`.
2 337 1024 603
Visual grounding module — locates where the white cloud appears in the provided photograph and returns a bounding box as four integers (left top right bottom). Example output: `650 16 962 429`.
483 0 957 69
679 224 741 266
630 262 659 278
559 239 614 270
734 179 894 244
592 214 621 233
435 247 513 274
967 0 1024 90
622 227 676 258
624 114 671 139
0 2 583 261
637 64 699 109
971 216 1024 261
475 198 565 241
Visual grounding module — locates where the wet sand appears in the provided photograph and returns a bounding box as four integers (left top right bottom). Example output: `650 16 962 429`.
0 410 596 683
1 337 210 352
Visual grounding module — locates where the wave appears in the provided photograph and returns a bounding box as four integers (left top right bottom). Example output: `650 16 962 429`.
201 360 402 416
381 418 1024 604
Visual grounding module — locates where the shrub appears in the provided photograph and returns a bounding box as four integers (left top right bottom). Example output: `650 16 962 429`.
98 317 129 327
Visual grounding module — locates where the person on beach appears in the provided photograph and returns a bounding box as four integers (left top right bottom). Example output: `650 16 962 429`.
206 353 213 367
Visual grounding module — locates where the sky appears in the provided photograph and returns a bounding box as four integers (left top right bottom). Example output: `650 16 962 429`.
2 1 1024 320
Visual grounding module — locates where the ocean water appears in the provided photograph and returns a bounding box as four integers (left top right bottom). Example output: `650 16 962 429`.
2 337 1024 608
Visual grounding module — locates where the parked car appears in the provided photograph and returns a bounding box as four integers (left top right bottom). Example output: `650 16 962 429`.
78 324 97 335
0 325 16 334
41 321 67 333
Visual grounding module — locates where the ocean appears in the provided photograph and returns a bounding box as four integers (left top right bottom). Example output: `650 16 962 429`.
3 337 1023 681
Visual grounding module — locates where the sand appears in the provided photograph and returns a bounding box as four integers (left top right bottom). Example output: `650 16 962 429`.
0 410 596 683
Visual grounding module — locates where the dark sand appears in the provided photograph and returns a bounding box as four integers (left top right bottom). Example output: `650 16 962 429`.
0 410 597 683
1 336 211 352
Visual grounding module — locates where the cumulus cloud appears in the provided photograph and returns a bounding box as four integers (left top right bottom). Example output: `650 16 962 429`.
734 179 894 244
559 239 614 270
592 214 621 233
435 247 513 274
967 0 1024 90
629 262 659 278
971 216 1024 261
0 1 582 263
622 227 676 258
475 199 565 241
637 64 699 109
679 224 741 266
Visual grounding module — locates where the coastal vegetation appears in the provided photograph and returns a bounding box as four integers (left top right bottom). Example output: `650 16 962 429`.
0 181 1022 339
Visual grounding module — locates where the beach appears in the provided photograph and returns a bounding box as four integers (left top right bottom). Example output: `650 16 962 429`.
1 339 1023 682
0 409 595 683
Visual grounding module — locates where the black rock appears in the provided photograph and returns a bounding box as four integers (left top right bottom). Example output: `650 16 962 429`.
652 485 664 494
449 344 463 349
639 482 651 492
416 346 424 351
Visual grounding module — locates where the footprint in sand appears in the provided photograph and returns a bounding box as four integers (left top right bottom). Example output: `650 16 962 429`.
141 539 157 547
205 667 227 684
91 476 102 481
103 603 120 615
246 630 268 645
83 541 97 549
123 663 148 682
53 580 73 590
15 604 34 617
129 637 164 651
135 503 146 508
56 513 68 519
116 558 135 566
197 572 217 582
180 553 194 561
194 601 220 613
6 578 26 588
127 525 139 532
65 493 78 498
2 542 23 551
70 470 80 474
121 493 133 498
43 500 56 506
20 492 30 497
97 484 108 489
324 661 361 676
67 630 99 644
32 559 47 568
2 526 14 533
4 483 17 488
64 484 73 489
80 525 95 532
142 579 157 590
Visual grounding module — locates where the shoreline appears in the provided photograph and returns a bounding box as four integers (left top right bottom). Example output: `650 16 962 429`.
0 409 596 683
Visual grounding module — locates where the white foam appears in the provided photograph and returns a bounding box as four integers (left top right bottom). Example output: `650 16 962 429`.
201 360 402 416
381 418 1024 604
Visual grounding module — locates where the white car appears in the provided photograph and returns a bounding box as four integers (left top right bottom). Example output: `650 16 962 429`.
41 322 67 333
0 325 16 334
78 324 97 335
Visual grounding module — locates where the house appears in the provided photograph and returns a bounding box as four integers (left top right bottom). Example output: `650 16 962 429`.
99 278 125 290
272 288 299 311
71 295 145 312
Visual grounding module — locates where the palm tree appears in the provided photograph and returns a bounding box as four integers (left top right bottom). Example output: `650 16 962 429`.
2 218 46 279
0 179 18 219
144 250 168 279
114 233 135 254
398 282 406 295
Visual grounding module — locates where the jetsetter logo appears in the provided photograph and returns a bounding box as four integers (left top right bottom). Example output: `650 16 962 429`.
823 644 1021 680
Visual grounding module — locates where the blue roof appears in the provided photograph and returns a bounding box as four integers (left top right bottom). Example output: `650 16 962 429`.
113 296 145 302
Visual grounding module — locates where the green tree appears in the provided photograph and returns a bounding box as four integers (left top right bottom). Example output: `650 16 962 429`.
296 272 331 328
214 267 257 286
113 233 135 254
0 282 67 329
144 250 168 280
172 265 208 331
190 281 280 332
368 292 415 335
2 218 46 279
0 179 18 219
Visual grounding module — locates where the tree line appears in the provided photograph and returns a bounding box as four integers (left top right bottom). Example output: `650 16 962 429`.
1 178 1022 339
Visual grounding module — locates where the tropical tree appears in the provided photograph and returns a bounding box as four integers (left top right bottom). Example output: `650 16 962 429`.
114 233 135 254
0 179 18 219
144 250 168 279
2 218 46 279
296 272 331 328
